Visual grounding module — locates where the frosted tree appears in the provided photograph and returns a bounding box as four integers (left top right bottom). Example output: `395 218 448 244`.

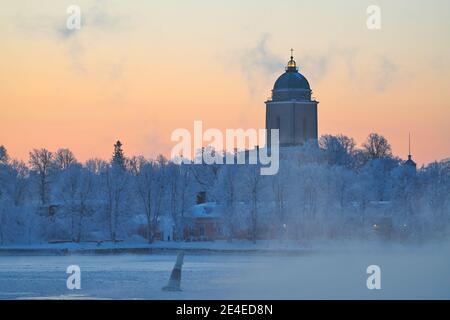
103 141 130 241
9 159 30 206
419 160 450 233
135 156 167 243
0 157 11 244
362 157 400 202
319 134 356 167
362 133 392 159
0 194 13 245
166 162 194 240
270 159 291 237
29 148 54 205
1 130 450 244
295 164 320 239
85 158 109 174
190 147 222 201
240 164 263 243
0 145 9 164
127 155 146 175
57 164 94 242
103 164 129 241
112 140 126 170
54 148 77 171
214 161 239 241
0 157 30 244
387 164 420 238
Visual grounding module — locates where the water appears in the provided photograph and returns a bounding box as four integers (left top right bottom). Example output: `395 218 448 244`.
0 245 449 299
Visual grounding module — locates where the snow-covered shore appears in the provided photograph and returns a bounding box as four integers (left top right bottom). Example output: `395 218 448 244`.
1 238 443 256
0 240 318 255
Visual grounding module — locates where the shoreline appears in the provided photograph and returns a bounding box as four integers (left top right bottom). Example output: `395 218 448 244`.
0 238 445 256
0 240 314 256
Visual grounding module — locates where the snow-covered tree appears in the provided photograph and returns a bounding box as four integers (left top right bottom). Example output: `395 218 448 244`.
362 133 392 160
0 145 9 164
190 147 221 200
29 148 54 205
111 140 126 169
53 148 77 171
214 161 239 241
57 164 94 242
0 132 448 244
135 157 167 242
166 162 195 240
240 164 263 243
85 158 108 175
319 134 355 167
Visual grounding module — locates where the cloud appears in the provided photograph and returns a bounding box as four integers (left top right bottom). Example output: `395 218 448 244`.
233 36 334 96
235 34 284 97
14 1 127 74
296 54 330 83
244 34 284 75
85 0 124 31
302 47 399 93
334 47 399 93
233 37 401 96
56 26 78 40
374 55 398 92
336 47 359 83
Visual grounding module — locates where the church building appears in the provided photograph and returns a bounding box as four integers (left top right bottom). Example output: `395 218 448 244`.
266 51 318 146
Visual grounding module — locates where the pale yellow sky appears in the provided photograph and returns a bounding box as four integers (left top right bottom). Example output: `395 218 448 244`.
1 0 449 165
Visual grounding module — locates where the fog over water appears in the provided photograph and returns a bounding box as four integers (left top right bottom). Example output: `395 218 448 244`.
0 241 449 299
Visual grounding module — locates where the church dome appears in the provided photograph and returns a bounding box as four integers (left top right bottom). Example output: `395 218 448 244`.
270 50 312 101
273 52 310 91
273 70 310 91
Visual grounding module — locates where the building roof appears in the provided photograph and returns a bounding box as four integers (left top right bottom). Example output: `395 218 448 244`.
273 54 310 91
404 155 417 168
273 70 311 91
186 202 223 219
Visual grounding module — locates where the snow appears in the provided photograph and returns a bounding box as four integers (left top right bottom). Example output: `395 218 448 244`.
0 138 449 299
187 202 223 219
1 242 449 299
0 240 312 254
1 141 449 246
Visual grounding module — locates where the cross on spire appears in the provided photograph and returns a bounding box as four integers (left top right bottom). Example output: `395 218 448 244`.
286 48 297 70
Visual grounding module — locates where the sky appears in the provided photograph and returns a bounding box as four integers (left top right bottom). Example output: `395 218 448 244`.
1 0 449 165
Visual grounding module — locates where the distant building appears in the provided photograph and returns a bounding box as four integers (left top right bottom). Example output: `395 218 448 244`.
266 50 318 146
404 154 417 170
182 202 224 241
403 133 417 170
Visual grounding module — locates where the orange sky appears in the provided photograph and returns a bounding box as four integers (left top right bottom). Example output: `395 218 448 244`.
1 0 449 166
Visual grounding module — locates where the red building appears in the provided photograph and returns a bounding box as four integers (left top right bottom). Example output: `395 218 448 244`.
182 202 224 241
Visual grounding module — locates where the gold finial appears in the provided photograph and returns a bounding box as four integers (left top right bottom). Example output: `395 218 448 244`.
287 48 296 69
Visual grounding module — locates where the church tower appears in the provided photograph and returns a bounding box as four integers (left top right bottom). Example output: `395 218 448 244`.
266 50 318 146
404 133 417 170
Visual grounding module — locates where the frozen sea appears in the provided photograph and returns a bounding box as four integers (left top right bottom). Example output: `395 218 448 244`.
0 243 449 299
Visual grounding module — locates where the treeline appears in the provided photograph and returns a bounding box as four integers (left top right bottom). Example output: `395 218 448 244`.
0 133 449 245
